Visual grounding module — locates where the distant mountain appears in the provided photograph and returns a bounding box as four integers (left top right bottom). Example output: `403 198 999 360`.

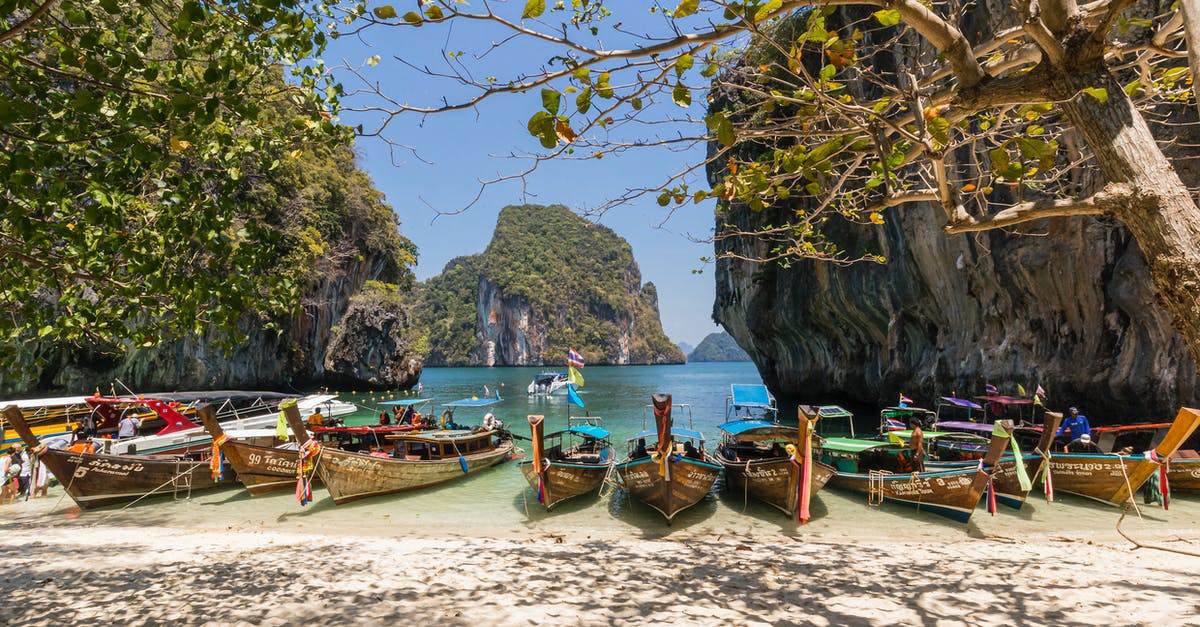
416 204 686 366
677 342 695 357
689 332 752 362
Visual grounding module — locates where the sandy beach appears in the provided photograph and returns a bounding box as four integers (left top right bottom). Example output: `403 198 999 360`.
3 493 1200 626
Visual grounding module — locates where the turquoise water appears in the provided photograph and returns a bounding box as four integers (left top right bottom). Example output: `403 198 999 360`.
8 362 1200 543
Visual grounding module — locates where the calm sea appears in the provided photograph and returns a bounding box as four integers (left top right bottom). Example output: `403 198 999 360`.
9 363 1200 542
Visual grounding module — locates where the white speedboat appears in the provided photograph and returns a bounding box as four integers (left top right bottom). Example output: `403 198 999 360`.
527 372 570 396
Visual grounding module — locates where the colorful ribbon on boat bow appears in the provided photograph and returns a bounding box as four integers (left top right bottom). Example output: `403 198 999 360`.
995 422 1032 493
650 439 674 481
1145 450 1170 510
276 399 296 442
1036 448 1054 503
210 434 229 482
979 459 997 515
296 438 320 506
786 440 812 525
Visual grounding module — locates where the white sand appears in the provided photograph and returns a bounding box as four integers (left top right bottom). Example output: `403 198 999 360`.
2 510 1199 626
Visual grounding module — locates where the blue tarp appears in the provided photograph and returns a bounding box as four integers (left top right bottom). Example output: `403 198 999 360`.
379 399 431 406
565 425 610 439
444 398 502 408
730 384 774 409
717 419 780 435
628 427 705 442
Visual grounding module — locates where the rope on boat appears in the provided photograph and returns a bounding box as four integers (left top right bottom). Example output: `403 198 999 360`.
93 462 206 524
597 462 622 499
742 460 751 514
1116 503 1200 557
1115 453 1142 520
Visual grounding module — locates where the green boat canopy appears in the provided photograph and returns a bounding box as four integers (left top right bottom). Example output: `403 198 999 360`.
821 438 894 453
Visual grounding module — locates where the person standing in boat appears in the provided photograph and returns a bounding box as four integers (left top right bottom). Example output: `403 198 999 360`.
908 418 926 472
117 411 141 439
307 407 325 428
1056 407 1091 442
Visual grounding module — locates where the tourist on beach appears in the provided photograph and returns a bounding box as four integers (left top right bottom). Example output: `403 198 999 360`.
32 461 50 498
307 407 324 428
0 449 16 504
1056 407 1091 441
15 445 31 498
117 411 141 439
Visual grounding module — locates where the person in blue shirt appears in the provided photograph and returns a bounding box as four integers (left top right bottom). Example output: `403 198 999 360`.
1056 407 1091 440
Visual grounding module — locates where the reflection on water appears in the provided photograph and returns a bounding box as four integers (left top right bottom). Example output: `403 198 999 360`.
6 364 1200 544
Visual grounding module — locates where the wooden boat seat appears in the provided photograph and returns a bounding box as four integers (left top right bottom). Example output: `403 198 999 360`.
574 454 601 464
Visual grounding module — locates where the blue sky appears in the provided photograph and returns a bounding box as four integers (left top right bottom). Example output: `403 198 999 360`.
320 7 727 346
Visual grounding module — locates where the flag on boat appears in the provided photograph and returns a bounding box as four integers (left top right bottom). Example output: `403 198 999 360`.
1017 383 1027 397
484 385 490 398
984 382 998 395
1034 384 1047 406
898 393 913 406
568 365 584 388
567 348 585 368
567 384 585 409
885 417 906 431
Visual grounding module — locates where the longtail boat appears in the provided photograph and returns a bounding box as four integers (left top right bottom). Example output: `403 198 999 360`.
714 386 834 521
1044 407 1200 506
818 418 1016 523
923 411 1065 509
198 402 304 496
284 396 514 505
519 415 614 509
615 394 722 523
2 404 233 509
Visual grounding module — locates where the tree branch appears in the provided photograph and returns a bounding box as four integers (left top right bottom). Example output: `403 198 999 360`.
889 0 987 87
943 183 1141 233
0 0 61 45
1179 1 1200 121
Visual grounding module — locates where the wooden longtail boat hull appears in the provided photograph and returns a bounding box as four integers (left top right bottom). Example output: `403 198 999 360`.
828 466 992 523
1167 457 1200 492
518 460 610 509
719 455 836 517
1048 408 1200 505
216 440 303 496
316 442 514 505
616 456 721 522
4 405 231 509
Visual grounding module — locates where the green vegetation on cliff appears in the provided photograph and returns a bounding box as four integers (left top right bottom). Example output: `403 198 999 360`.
689 332 751 362
415 204 684 366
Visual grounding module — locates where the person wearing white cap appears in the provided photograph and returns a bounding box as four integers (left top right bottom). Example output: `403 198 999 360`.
1065 432 1101 453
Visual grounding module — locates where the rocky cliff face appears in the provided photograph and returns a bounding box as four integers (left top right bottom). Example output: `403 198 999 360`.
419 204 685 366
710 5 1200 421
323 284 423 390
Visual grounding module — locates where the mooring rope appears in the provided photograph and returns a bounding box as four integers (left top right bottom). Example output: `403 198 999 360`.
1116 503 1200 557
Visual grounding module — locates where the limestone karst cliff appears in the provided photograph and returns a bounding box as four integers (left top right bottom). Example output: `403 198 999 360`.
416 204 685 366
709 5 1200 421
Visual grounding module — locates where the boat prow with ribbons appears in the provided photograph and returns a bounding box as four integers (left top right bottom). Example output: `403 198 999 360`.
519 415 614 510
614 394 722 523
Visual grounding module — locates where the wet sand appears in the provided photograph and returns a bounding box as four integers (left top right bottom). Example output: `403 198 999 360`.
2 489 1200 625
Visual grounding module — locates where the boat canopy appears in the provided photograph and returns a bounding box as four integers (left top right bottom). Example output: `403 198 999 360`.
940 396 983 410
380 398 431 406
629 427 705 442
821 437 892 452
533 373 566 382
934 420 993 434
444 398 502 408
565 424 610 439
730 384 774 409
887 429 952 440
974 394 1034 406
818 405 854 419
718 419 780 435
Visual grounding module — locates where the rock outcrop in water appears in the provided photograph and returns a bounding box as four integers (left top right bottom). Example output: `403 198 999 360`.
417 204 684 366
709 6 1200 421
689 332 751 363
5 143 423 396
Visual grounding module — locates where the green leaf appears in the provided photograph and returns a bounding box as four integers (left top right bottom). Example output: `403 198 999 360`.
595 73 613 98
819 64 836 81
705 112 734 146
576 87 593 114
927 116 950 145
989 146 1010 174
38 325 54 338
402 11 422 25
573 68 591 84
674 0 699 18
672 82 691 107
675 54 694 77
754 0 782 22
373 5 397 19
631 97 643 110
425 5 444 20
872 9 901 26
522 0 546 18
701 63 718 78
1081 87 1108 104
541 89 561 114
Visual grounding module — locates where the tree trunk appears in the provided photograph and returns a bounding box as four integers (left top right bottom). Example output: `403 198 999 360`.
1181 0 1200 120
1060 64 1200 365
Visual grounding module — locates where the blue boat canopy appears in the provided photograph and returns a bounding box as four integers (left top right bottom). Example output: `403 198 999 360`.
730 384 774 409
818 405 854 418
444 398 502 408
628 427 705 442
379 399 431 406
718 419 779 435
565 425 610 439
940 396 983 410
